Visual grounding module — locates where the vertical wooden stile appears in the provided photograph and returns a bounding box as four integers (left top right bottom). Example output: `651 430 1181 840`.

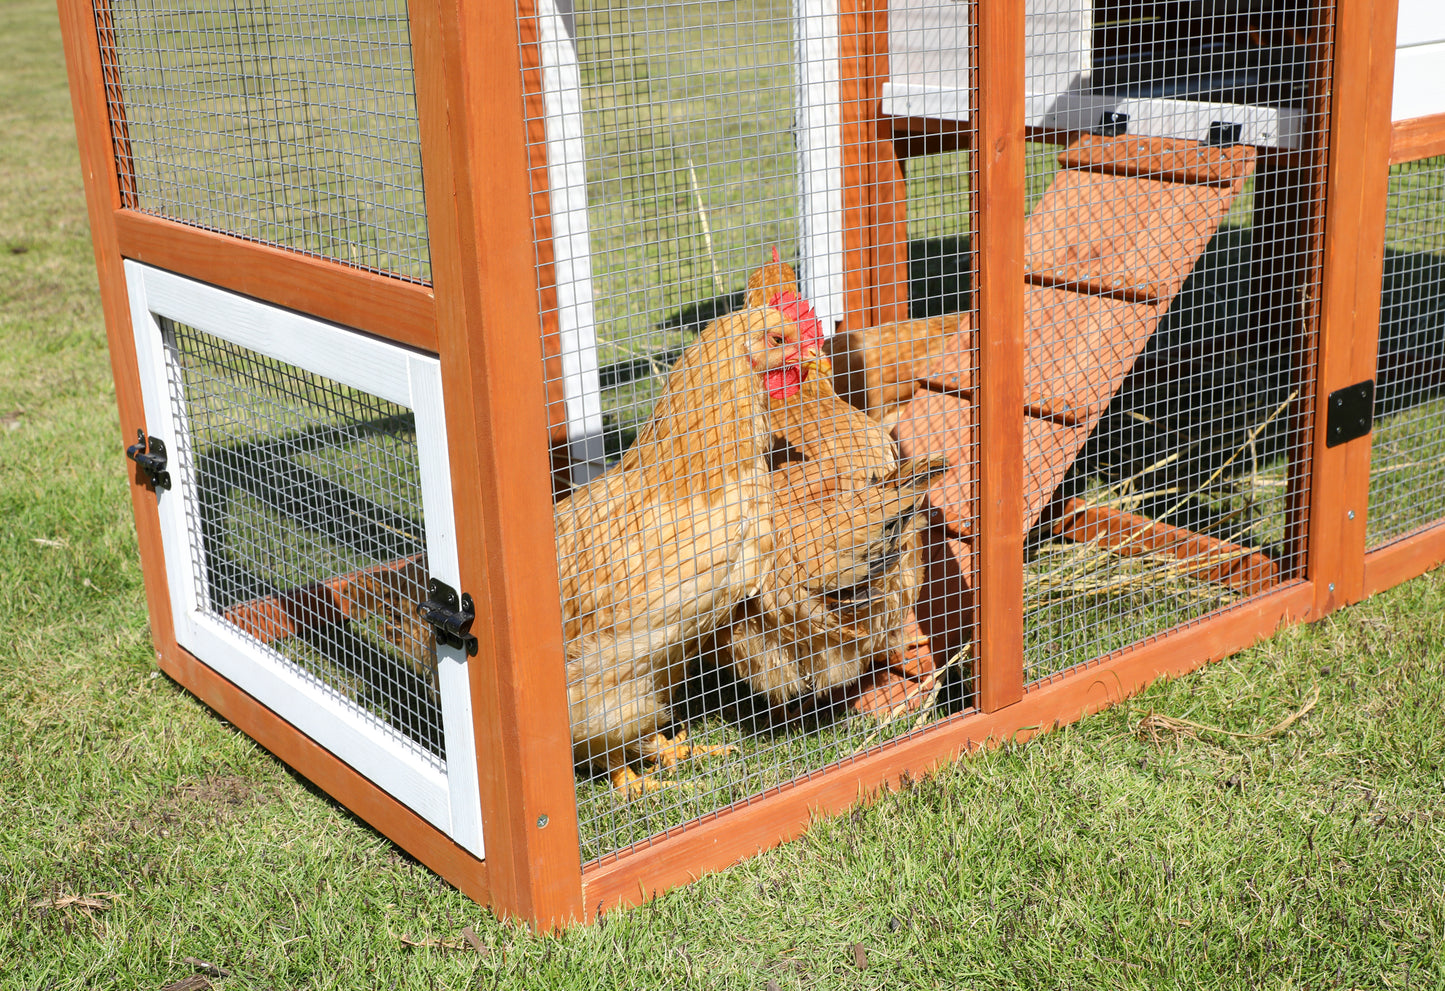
839 0 876 331
408 0 585 928
971 0 1026 711
866 0 911 326
516 7 578 497
55 0 178 661
1305 0 1399 615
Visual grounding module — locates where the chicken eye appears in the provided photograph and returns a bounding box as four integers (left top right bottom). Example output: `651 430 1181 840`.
767 332 786 347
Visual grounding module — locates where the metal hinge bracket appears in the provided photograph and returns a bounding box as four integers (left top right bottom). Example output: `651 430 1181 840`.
1093 111 1128 137
126 429 171 489
1206 120 1243 146
1326 380 1375 448
417 578 478 656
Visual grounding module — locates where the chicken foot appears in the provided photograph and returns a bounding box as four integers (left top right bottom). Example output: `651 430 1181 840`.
646 726 736 769
606 728 737 799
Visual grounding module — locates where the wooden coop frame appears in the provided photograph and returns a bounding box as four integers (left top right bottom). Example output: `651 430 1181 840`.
58 0 1445 928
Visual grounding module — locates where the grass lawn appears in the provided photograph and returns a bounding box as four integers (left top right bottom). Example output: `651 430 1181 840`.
4 0 1445 987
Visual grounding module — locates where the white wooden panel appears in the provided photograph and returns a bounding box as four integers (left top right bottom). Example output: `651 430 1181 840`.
887 0 1090 126
136 265 415 408
123 261 473 849
409 354 483 858
539 0 606 484
1397 0 1445 49
794 0 845 331
880 82 1307 150
1393 43 1445 122
181 613 455 827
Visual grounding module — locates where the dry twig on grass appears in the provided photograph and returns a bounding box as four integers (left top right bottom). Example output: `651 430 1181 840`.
399 927 490 954
28 892 119 916
1134 688 1319 746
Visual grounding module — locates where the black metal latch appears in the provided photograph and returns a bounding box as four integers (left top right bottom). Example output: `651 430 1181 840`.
1206 120 1243 146
125 430 171 490
417 578 478 656
1093 111 1128 137
1326 380 1375 448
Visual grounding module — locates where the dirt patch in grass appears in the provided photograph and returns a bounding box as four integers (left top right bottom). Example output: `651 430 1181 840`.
154 773 281 826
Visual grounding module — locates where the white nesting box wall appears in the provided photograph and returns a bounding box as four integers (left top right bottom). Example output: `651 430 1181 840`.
884 0 1091 126
883 0 1308 149
1393 0 1445 122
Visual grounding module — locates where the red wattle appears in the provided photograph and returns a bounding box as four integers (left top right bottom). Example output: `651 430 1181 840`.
765 365 804 400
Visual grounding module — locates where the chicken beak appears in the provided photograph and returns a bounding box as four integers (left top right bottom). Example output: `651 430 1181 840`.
802 347 832 378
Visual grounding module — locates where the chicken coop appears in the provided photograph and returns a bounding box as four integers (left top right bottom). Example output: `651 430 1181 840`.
60 0 1445 925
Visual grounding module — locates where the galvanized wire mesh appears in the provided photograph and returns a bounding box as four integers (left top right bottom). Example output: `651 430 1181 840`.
1021 0 1326 685
96 0 430 282
162 320 443 761
522 0 978 865
1367 156 1445 548
522 0 1335 864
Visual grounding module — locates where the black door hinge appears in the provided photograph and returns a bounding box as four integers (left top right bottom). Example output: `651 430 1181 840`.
126 430 171 489
417 578 478 656
1326 380 1375 448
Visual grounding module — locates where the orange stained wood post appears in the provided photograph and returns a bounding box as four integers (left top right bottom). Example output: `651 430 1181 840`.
972 0 1026 711
516 10 580 498
55 0 180 664
1305 0 1399 616
837 0 911 332
408 0 584 927
866 0 911 327
839 0 877 331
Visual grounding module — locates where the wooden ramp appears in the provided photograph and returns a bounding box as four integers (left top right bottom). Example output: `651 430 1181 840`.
848 134 1265 712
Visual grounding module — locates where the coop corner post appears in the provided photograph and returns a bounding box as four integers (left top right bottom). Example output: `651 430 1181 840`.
54 0 179 666
1305 0 1399 617
408 0 585 928
973 0 1027 713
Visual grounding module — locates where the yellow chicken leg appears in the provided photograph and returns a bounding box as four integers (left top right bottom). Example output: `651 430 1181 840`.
647 727 737 770
609 765 670 799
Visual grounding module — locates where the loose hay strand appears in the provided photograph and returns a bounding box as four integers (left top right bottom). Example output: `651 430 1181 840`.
1134 688 1320 745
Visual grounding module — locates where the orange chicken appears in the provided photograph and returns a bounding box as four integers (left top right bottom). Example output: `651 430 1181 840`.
708 256 948 708
555 304 825 795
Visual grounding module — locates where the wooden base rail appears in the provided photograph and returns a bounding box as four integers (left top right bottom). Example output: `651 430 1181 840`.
1362 521 1445 598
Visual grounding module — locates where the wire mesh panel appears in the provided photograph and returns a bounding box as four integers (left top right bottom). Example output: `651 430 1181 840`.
1368 156 1445 548
96 0 430 282
522 0 978 865
124 263 480 852
1019 1 1328 685
164 323 442 758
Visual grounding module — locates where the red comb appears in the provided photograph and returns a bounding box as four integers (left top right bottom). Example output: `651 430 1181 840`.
771 245 780 264
767 288 824 346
